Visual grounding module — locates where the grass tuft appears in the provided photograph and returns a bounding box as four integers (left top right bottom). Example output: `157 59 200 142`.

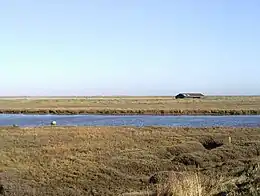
157 172 204 196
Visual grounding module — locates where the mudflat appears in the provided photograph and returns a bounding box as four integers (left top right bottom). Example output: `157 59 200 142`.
0 126 259 195
0 96 259 115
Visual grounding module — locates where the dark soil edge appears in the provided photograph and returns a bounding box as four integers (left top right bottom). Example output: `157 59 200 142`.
0 109 259 115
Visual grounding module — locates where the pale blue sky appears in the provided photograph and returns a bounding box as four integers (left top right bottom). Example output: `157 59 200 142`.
0 0 259 96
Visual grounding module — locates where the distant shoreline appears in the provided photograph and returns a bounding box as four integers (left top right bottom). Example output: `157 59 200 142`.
0 96 259 115
0 95 259 99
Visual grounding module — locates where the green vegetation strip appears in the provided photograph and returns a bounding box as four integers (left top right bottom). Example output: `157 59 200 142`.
0 108 260 115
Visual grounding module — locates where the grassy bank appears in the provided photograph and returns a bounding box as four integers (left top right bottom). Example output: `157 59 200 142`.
0 126 259 195
0 96 260 115
0 108 260 115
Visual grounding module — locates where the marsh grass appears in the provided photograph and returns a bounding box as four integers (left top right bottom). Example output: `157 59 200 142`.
156 164 260 196
0 126 259 195
156 172 203 196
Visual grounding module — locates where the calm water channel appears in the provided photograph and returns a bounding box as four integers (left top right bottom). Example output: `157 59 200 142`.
0 114 259 127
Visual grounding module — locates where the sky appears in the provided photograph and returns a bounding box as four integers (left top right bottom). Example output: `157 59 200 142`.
0 0 259 96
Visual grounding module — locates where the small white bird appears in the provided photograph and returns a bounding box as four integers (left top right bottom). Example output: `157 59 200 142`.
51 121 57 126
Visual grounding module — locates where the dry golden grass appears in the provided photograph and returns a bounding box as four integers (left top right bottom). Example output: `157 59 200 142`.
154 170 230 196
0 96 259 115
0 126 259 195
156 172 204 196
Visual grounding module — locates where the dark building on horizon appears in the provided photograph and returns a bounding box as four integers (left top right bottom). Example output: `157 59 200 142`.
175 93 204 99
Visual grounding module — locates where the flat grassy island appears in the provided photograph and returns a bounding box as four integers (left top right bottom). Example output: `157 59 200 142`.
0 96 259 115
0 126 259 195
